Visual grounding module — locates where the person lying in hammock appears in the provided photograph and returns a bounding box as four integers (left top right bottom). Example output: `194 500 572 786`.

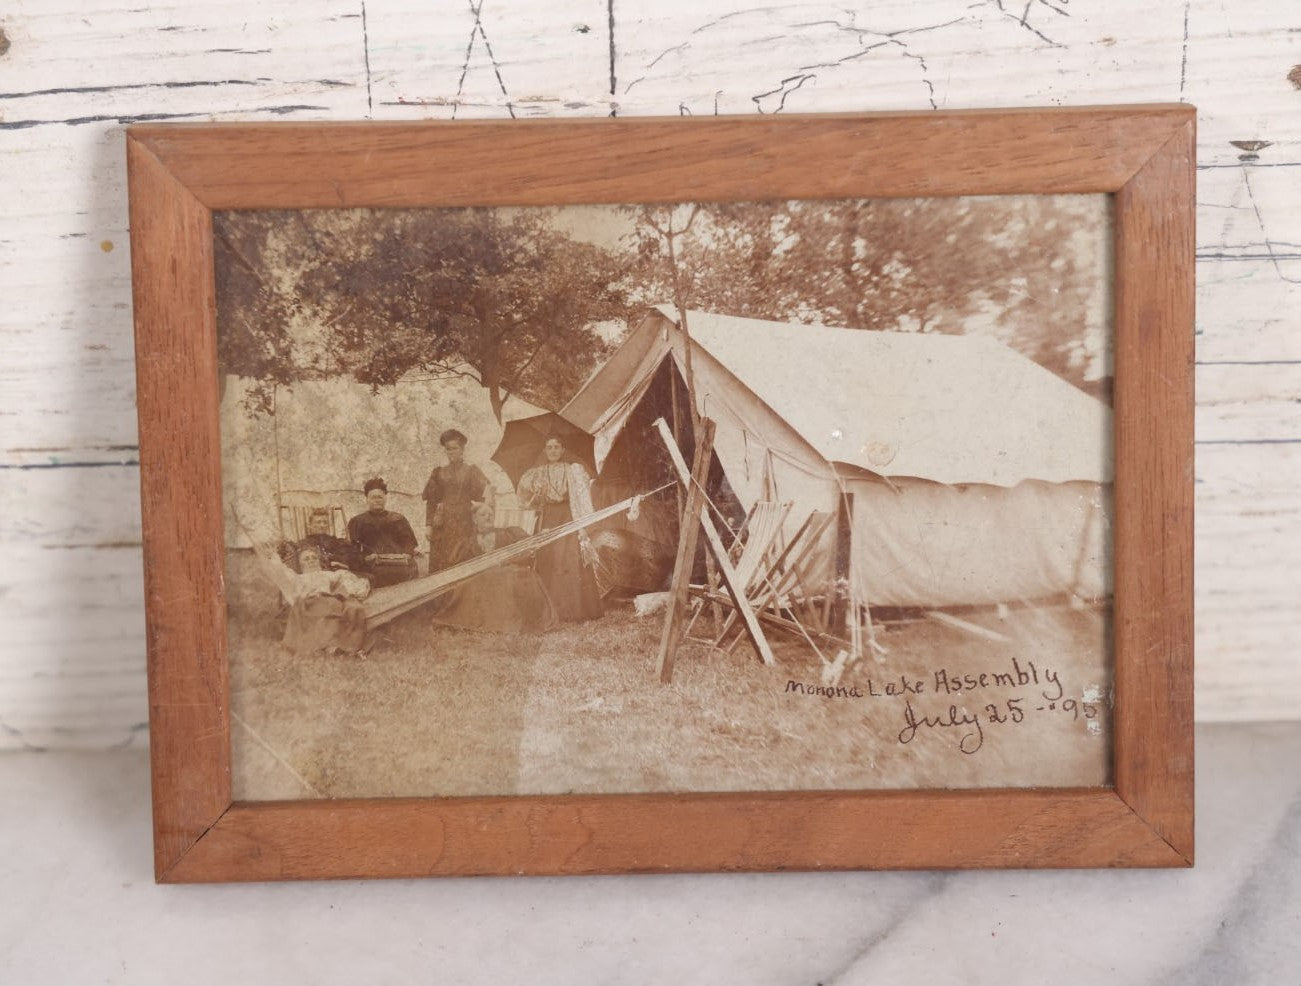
258 542 372 657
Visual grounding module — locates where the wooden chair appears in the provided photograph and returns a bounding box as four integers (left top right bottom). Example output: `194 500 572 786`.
685 506 838 658
279 503 348 541
680 500 789 647
494 505 539 535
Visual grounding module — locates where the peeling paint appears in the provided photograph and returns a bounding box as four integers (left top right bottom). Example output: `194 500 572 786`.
361 1 372 117
0 79 261 99
1232 139 1273 164
607 0 616 116
453 0 516 120
1179 1 1190 98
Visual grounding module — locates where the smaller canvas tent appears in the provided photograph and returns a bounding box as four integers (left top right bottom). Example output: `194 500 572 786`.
563 307 1111 611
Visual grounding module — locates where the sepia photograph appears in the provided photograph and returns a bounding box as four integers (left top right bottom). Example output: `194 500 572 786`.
214 194 1114 801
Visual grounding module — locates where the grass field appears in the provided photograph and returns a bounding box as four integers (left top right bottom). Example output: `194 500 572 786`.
225 553 1112 800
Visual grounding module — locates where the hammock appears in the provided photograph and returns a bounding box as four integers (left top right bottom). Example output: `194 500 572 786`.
364 483 671 629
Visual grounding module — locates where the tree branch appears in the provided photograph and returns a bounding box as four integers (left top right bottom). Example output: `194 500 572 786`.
417 361 484 384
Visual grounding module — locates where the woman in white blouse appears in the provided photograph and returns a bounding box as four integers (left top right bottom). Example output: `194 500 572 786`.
517 435 603 622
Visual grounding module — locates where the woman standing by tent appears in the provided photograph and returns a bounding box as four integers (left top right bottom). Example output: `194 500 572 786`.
423 428 494 573
518 435 603 623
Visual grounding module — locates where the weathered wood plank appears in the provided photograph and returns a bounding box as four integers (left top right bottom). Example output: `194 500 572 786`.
1196 441 1301 722
0 0 1299 749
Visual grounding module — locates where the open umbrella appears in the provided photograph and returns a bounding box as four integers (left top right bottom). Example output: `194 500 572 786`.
490 411 598 487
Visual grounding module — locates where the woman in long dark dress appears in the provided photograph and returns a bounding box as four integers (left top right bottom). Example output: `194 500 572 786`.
422 428 494 573
517 435 603 623
347 477 418 587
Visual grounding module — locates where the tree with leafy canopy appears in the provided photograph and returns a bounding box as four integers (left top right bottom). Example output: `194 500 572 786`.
214 208 634 420
631 197 1102 390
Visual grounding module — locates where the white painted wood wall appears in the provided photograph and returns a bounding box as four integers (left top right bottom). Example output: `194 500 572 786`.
1 0 1297 750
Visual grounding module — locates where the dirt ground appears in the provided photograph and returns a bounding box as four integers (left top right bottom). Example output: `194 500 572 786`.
225 553 1112 801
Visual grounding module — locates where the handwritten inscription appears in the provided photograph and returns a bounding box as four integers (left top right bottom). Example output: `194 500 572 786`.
783 657 1103 755
897 701 1006 754
784 680 864 699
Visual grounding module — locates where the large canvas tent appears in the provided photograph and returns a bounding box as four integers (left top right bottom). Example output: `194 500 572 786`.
563 306 1111 612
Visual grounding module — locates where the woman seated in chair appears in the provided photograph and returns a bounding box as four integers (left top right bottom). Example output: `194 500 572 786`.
431 502 556 633
347 477 419 587
296 507 363 573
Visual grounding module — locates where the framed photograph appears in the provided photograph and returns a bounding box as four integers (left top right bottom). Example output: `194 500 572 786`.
128 107 1193 882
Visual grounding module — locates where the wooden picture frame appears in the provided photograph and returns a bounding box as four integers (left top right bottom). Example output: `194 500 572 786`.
128 106 1194 882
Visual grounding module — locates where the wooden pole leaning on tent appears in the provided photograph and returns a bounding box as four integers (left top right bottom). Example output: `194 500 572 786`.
653 417 776 671
655 416 716 682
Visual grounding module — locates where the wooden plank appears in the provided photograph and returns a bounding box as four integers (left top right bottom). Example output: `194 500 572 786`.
767 513 836 610
712 508 818 647
1113 119 1197 863
655 417 716 683
722 512 835 653
127 134 232 881
129 107 1191 210
723 512 832 660
162 786 1186 882
782 518 838 635
690 587 852 653
654 418 775 667
703 550 724 634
